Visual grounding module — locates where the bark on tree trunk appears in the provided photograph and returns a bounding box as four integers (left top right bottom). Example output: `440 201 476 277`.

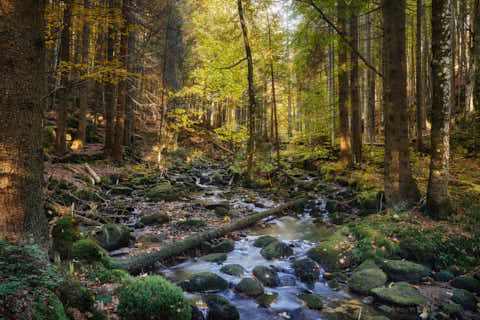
56 0 73 155
382 0 420 207
367 6 376 150
473 0 480 112
350 12 362 163
104 0 117 154
0 0 49 245
337 0 352 166
416 0 425 152
238 0 257 178
426 0 454 219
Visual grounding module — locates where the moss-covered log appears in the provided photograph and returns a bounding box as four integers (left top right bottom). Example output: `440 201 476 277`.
117 198 306 273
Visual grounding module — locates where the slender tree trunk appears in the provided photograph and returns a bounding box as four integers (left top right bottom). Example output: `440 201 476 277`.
416 0 425 152
382 0 420 207
473 0 480 112
104 0 117 154
328 26 336 147
125 0 138 146
287 47 293 138
426 0 454 219
238 0 257 178
350 12 362 163
458 0 466 114
367 6 376 149
159 18 169 145
337 0 352 166
0 0 49 245
76 0 91 145
56 0 73 155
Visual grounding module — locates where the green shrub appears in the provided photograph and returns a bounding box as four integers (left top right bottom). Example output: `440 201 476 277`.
32 288 68 320
52 216 81 258
118 275 191 320
0 241 60 299
96 269 132 284
71 239 112 267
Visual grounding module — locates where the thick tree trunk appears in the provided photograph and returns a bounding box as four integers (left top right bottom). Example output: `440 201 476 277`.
113 0 129 163
104 0 117 154
125 0 138 146
382 0 420 207
238 0 257 178
473 0 480 112
337 0 352 166
416 0 425 152
56 0 73 155
350 12 362 163
0 0 49 245
76 0 91 145
426 0 454 219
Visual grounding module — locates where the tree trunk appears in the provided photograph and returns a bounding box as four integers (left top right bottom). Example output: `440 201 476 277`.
366 5 376 149
426 0 454 219
125 0 138 146
350 12 362 163
76 0 91 146
382 0 420 207
328 26 336 147
56 0 73 155
237 0 257 178
104 0 117 154
473 0 480 112
113 0 129 163
337 0 352 166
0 0 49 245
416 0 425 152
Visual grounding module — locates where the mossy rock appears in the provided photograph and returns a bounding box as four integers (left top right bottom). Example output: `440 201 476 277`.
235 278 264 297
260 241 293 260
371 282 427 306
180 272 228 293
433 270 455 282
204 238 235 253
256 292 279 307
203 201 230 210
146 182 181 201
220 264 245 277
58 281 94 312
204 294 239 320
176 219 207 230
307 230 352 271
253 236 278 248
291 259 320 284
442 303 464 319
450 276 480 294
356 259 379 271
94 224 131 251
110 185 134 196
52 216 81 259
380 259 430 283
201 253 227 264
252 266 280 287
96 269 132 284
71 239 112 267
297 293 323 310
348 267 387 295
140 213 169 226
214 206 234 218
33 288 69 320
451 289 477 311
118 275 191 320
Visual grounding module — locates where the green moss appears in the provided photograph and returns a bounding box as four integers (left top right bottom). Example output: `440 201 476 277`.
180 272 228 293
256 292 278 307
118 275 191 320
297 293 323 310
96 269 132 284
235 278 264 297
260 241 293 260
175 219 207 230
307 230 352 271
32 288 68 320
372 282 427 306
220 264 245 277
52 216 81 259
71 239 112 267
253 236 278 248
201 253 227 264
58 281 94 312
140 213 169 226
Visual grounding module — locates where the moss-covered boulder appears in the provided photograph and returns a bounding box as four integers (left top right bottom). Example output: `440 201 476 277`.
442 303 464 319
110 186 133 196
256 292 279 307
204 294 239 320
235 278 264 297
71 239 112 267
451 289 477 311
348 267 387 295
176 219 207 230
180 273 228 293
297 293 323 310
118 275 191 320
208 239 235 253
94 224 130 251
52 216 81 258
253 236 278 248
380 259 430 283
371 282 427 306
58 281 94 313
433 270 455 282
261 241 293 260
450 276 480 294
146 182 181 201
307 230 352 271
253 266 280 287
33 288 68 320
140 213 169 226
201 253 227 264
96 269 132 284
203 201 230 211
220 264 245 277
291 259 320 284
214 207 233 218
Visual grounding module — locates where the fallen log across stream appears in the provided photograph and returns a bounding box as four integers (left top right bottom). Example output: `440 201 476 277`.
117 198 307 274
